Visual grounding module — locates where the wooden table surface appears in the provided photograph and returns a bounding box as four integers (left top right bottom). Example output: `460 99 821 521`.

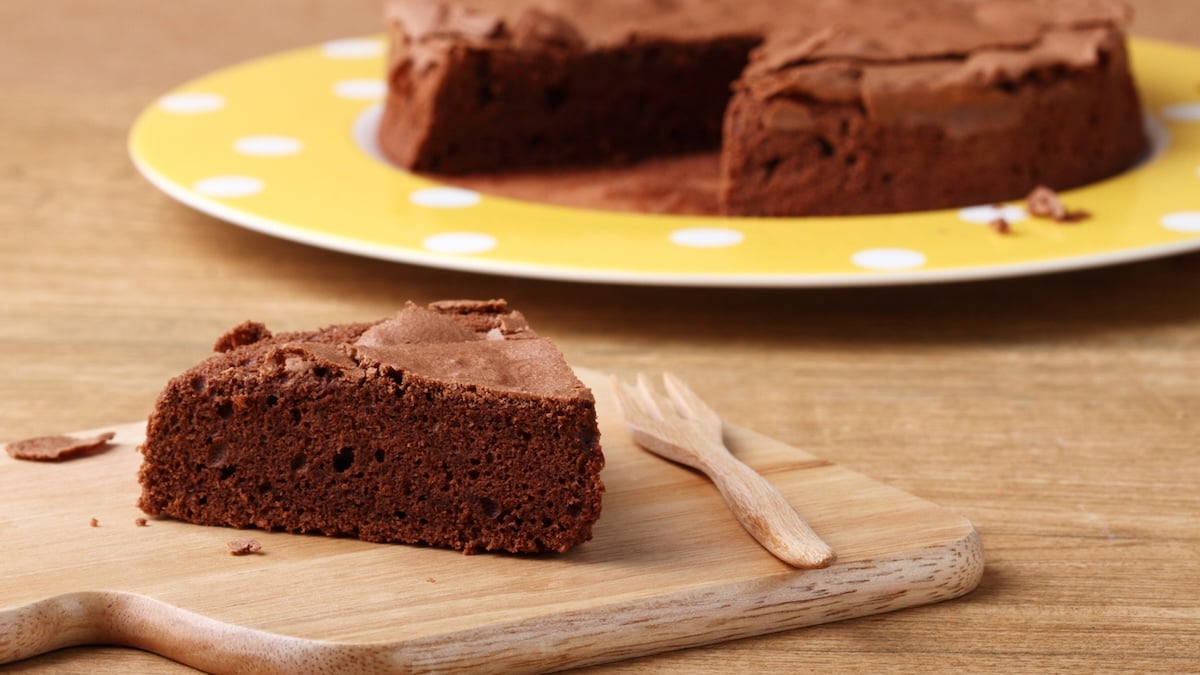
2 1 1197 672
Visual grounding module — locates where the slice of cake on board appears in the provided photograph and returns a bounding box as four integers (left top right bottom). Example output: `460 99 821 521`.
137 299 605 554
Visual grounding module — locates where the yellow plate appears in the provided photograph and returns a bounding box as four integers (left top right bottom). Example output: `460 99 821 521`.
129 37 1200 287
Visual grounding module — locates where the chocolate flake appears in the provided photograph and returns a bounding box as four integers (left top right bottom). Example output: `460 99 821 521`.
227 538 263 556
1026 185 1090 223
5 431 116 462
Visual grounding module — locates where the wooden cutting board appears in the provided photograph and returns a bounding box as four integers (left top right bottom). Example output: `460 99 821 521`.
0 368 982 673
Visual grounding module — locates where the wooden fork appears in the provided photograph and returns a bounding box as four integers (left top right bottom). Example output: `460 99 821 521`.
612 373 836 569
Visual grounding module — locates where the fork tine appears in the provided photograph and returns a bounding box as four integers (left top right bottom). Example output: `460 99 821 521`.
635 373 666 421
661 372 719 423
610 376 640 420
611 375 658 424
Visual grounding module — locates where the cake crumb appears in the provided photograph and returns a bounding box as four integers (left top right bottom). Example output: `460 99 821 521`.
227 538 263 556
1026 185 1090 223
5 431 116 462
426 577 437 583
988 217 1011 234
89 517 100 528
135 517 149 527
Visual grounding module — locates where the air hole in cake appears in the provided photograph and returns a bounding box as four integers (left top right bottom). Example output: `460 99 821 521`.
219 465 235 481
206 441 229 467
762 156 781 181
394 510 407 520
258 482 272 495
567 503 581 517
468 469 480 480
374 449 386 463
333 447 355 473
475 56 495 106
290 453 307 473
544 84 568 111
216 401 233 419
190 376 207 393
265 394 278 407
480 497 499 518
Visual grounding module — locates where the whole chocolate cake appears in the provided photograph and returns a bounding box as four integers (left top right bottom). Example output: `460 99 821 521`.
137 300 605 555
377 0 1147 216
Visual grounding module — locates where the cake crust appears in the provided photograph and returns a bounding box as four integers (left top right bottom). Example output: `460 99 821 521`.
137 300 604 555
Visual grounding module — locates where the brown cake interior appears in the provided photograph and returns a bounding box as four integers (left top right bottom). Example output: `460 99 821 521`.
137 300 605 555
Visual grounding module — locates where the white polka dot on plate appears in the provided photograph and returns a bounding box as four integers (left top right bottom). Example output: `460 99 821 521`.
1161 212 1200 233
851 247 927 271
333 79 386 100
669 227 744 248
958 204 1028 225
159 92 224 114
322 38 385 59
409 187 481 208
1162 103 1200 122
193 176 264 198
234 135 303 157
423 232 497 255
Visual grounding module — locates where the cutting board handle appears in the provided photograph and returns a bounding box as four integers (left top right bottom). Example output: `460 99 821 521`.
0 591 386 672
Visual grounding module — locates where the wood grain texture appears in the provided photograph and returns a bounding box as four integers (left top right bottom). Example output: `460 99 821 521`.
0 368 981 672
0 0 1198 672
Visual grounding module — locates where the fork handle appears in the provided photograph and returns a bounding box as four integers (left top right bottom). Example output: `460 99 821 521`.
700 445 836 569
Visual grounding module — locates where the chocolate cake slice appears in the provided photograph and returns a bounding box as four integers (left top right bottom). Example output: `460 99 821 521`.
137 300 604 554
